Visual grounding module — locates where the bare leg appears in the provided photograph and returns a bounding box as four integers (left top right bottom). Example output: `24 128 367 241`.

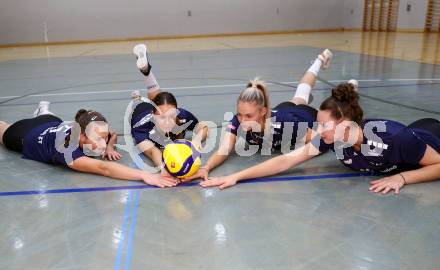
0 121 11 145
33 101 54 117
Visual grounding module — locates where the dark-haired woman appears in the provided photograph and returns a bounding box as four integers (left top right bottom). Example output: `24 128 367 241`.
184 48 334 182
0 101 177 188
202 83 440 193
75 108 121 161
130 44 209 174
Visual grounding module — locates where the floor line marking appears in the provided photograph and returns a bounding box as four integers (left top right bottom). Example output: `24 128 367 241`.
123 191 139 270
0 78 438 100
0 172 373 197
114 190 133 270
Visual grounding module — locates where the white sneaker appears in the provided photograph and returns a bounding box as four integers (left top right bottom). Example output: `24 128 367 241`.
318 49 333 69
33 101 54 117
347 79 359 92
133 44 149 71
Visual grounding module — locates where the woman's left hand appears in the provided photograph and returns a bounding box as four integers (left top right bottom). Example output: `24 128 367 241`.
369 174 405 194
102 148 122 161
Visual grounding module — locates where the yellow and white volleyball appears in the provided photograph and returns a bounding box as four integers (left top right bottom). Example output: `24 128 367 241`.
162 139 201 179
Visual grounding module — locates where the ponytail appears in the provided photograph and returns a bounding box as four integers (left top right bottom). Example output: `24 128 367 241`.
238 78 271 119
75 109 108 133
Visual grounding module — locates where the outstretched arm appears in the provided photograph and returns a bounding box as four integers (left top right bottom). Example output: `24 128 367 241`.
201 141 320 189
69 156 177 188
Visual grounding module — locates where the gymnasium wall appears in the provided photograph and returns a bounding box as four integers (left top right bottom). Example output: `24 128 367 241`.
0 0 430 46
0 0 344 45
341 0 430 31
341 0 365 30
397 0 429 30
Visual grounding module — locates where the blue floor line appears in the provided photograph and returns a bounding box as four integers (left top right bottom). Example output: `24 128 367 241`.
114 190 133 270
0 172 373 197
123 191 139 270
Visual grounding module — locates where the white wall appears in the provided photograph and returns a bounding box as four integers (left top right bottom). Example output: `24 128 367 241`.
396 0 429 30
0 0 344 45
0 0 430 45
340 0 430 31
342 0 364 29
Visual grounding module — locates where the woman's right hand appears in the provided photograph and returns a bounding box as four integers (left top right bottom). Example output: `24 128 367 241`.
199 175 238 190
142 173 178 188
181 167 209 182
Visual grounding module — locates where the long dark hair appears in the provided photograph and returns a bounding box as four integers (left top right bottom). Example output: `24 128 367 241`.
152 92 177 113
75 109 108 133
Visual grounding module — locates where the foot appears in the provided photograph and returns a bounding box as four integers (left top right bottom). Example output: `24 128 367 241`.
33 101 54 117
133 44 151 76
318 49 333 69
347 79 359 92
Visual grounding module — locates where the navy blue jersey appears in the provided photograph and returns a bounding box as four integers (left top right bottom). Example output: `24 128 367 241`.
315 119 440 174
130 102 199 149
226 104 316 150
22 121 85 166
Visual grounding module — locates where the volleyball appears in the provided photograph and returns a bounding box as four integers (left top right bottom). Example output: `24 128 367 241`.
162 139 201 179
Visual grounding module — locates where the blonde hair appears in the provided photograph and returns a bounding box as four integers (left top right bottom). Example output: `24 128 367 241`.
237 78 271 119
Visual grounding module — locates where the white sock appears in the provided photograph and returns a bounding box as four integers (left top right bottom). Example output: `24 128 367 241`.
294 83 312 104
33 101 54 117
144 72 160 93
39 107 53 115
307 58 322 76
